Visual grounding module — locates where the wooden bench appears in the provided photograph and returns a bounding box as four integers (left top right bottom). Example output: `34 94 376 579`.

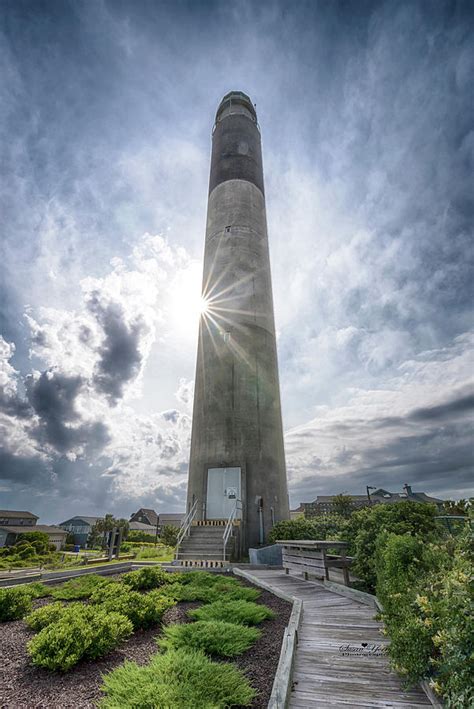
277 540 352 586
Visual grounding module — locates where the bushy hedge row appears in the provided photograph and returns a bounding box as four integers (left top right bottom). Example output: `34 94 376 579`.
268 514 349 545
376 525 473 708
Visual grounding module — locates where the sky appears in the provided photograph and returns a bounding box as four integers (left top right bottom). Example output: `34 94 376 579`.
0 0 473 523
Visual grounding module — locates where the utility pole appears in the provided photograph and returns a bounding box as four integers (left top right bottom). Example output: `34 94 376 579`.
366 486 376 506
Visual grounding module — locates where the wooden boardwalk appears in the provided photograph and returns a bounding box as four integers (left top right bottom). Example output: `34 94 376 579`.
245 569 431 708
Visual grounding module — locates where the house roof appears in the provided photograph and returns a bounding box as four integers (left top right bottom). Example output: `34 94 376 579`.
0 525 67 535
130 508 158 525
59 516 103 526
129 521 156 532
0 510 39 519
158 513 185 523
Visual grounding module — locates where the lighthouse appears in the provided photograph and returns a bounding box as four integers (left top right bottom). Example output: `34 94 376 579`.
185 91 289 557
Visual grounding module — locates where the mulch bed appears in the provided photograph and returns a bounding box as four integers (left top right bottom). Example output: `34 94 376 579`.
0 574 292 709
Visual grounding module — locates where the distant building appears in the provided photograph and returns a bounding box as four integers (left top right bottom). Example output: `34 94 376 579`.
158 512 185 529
58 516 103 547
129 520 156 535
0 510 38 527
130 508 158 528
0 525 67 550
297 484 444 518
290 505 304 520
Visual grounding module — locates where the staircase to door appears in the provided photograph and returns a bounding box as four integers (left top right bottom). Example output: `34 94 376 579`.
175 522 236 562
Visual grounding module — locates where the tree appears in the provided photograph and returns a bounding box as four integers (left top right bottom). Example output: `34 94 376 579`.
160 525 179 547
346 501 441 591
331 493 354 518
15 531 50 555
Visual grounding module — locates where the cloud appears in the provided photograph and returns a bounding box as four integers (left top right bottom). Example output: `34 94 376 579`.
285 334 474 503
0 1 473 520
90 300 144 404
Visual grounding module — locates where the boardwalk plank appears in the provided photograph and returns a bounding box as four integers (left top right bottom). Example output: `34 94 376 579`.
242 569 430 708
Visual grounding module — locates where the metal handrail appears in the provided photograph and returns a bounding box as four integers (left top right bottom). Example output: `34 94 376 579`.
223 499 242 561
175 499 198 558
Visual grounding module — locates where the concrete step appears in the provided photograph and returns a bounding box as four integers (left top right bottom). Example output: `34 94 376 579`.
180 541 223 549
177 552 225 560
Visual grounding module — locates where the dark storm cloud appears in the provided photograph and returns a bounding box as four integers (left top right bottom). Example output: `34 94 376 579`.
88 297 144 404
409 393 474 422
0 450 52 486
23 369 110 453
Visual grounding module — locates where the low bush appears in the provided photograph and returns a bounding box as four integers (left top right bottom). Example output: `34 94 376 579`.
268 514 349 545
127 531 157 543
121 565 169 590
100 648 255 707
25 601 71 631
24 582 52 599
91 583 174 629
51 574 111 600
0 586 32 622
164 578 260 604
27 606 133 671
189 599 274 625
347 501 441 591
159 619 261 657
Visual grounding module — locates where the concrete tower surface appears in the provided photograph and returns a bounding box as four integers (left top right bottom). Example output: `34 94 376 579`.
187 91 289 555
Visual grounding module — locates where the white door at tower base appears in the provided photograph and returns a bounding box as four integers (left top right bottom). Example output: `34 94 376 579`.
206 467 242 520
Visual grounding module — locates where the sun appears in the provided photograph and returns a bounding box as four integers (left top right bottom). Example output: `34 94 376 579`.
166 263 211 339
199 296 210 316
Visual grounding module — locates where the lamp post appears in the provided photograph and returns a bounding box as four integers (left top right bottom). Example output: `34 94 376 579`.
366 486 377 505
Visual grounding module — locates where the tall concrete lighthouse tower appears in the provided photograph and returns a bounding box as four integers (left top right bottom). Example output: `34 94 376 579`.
185 91 289 558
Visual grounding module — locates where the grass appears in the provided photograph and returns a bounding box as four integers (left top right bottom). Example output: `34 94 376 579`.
158 619 261 657
99 648 256 708
133 546 174 562
189 599 275 625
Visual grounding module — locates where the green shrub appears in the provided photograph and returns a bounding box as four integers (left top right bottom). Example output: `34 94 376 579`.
165 579 260 604
347 502 441 591
15 531 51 555
27 606 133 671
122 565 169 590
100 648 255 707
0 586 32 621
189 599 274 625
51 574 111 600
133 545 174 561
24 582 52 599
127 530 157 543
91 583 174 629
375 527 474 707
160 525 179 547
426 527 474 708
268 514 349 544
24 601 71 630
159 619 261 657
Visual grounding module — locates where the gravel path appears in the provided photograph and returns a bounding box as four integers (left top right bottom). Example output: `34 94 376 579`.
0 576 291 708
